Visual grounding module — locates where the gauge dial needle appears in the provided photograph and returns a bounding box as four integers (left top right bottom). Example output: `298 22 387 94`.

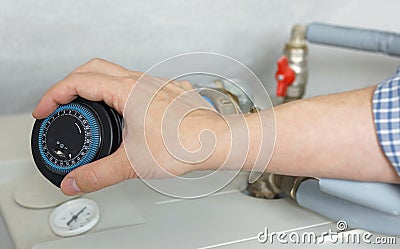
67 206 87 226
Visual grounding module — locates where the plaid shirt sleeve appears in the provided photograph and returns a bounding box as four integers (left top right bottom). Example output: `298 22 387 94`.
372 67 400 175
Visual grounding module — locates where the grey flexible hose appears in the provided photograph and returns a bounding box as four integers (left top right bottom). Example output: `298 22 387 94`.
306 22 400 57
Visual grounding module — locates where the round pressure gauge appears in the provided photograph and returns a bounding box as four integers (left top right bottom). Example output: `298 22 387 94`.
49 198 100 237
31 98 123 187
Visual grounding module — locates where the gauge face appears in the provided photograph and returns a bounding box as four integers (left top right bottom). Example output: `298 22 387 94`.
49 198 100 237
38 103 101 175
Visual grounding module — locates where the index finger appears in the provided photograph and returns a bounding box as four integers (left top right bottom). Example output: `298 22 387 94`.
32 72 134 119
72 58 133 77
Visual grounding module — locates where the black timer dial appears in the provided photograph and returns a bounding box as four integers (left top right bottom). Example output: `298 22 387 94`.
31 98 122 187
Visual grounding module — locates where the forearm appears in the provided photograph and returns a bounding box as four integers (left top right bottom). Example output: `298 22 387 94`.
243 86 400 183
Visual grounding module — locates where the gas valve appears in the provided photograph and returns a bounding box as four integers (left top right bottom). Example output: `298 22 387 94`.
275 56 295 97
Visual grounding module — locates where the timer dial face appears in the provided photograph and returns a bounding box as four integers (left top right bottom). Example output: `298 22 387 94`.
32 98 123 187
38 104 101 175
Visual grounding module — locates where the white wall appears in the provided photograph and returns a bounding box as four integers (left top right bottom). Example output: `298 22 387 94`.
1 0 399 114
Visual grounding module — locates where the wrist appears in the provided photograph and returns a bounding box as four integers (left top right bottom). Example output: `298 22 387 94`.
180 109 274 174
213 110 274 173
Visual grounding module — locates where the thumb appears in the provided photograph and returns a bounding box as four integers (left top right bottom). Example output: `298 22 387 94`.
60 146 136 195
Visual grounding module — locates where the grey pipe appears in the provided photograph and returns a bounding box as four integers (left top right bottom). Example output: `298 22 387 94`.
297 179 400 236
306 22 400 57
319 178 400 216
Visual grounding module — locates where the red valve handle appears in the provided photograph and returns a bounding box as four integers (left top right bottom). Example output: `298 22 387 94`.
275 56 295 97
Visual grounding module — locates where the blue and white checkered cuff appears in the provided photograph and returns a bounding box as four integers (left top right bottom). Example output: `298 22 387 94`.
372 67 400 175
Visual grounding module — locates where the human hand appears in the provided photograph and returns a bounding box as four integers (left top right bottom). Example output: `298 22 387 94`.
33 58 228 195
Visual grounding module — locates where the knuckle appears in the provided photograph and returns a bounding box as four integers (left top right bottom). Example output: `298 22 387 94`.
88 57 106 65
120 77 137 87
73 58 105 73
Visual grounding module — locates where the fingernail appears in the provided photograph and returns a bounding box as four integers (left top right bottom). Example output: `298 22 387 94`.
62 177 82 195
